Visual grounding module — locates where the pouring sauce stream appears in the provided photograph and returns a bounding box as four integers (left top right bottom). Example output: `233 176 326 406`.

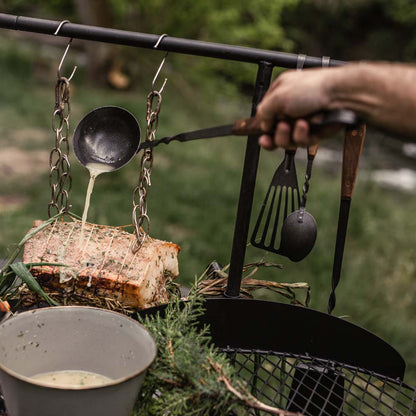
79 163 115 244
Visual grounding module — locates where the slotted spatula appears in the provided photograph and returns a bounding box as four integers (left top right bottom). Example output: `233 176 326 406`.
250 147 300 253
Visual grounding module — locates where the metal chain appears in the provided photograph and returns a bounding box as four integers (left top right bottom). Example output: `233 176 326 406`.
48 76 72 217
132 90 163 252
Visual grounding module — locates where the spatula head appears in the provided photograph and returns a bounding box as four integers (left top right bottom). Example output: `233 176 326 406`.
251 150 300 253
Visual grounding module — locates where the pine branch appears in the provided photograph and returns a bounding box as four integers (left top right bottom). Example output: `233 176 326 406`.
207 356 303 416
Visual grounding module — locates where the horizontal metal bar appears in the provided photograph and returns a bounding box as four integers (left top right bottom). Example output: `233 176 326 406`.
0 13 346 68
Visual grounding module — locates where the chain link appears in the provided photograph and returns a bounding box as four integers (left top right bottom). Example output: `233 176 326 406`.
48 76 72 217
132 90 163 252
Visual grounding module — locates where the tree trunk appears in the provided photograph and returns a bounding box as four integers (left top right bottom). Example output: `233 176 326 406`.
73 0 119 85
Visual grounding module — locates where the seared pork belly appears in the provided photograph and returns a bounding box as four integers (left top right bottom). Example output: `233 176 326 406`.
22 219 180 309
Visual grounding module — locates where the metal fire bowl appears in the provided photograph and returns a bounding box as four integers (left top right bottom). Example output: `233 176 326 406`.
0 306 156 416
140 298 416 415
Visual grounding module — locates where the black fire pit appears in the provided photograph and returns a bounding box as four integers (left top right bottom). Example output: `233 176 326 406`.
141 298 416 415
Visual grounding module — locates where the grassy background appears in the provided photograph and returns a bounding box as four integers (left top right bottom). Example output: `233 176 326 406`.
0 37 415 384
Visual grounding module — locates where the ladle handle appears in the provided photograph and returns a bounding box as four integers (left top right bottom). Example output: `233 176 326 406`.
143 109 359 150
341 124 366 199
232 109 358 136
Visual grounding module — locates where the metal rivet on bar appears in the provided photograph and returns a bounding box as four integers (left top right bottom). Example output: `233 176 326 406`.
296 53 306 71
322 55 330 68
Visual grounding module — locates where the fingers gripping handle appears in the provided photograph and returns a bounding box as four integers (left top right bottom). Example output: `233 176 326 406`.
232 109 359 137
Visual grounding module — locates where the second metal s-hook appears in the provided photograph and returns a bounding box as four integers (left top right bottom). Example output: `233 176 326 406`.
54 20 77 81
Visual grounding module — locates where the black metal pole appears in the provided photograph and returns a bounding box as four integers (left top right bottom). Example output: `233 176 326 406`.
225 61 273 298
0 13 345 68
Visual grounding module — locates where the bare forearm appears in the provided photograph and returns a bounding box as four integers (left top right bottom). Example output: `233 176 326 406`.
257 61 416 149
326 62 416 137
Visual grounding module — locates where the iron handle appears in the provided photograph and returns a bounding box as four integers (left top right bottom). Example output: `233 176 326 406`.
232 109 359 137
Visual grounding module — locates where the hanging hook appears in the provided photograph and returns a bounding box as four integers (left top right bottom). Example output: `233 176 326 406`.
54 19 70 36
153 33 168 49
152 34 169 94
151 53 168 94
54 20 77 82
296 54 307 71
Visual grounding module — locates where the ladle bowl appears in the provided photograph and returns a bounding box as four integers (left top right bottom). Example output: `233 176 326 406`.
73 106 141 171
279 208 317 262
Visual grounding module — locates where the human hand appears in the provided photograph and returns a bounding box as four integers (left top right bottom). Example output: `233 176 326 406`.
256 68 337 149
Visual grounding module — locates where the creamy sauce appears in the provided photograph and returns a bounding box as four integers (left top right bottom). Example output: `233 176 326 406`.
79 163 115 244
31 370 113 388
86 162 116 178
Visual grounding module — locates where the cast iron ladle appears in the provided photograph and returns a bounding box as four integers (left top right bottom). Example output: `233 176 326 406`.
278 144 319 262
73 106 358 171
73 106 141 171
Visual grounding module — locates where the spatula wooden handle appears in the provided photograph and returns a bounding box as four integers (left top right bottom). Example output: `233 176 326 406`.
307 143 319 159
341 124 366 199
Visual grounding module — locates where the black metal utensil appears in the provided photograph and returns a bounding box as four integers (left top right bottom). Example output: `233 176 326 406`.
250 148 301 253
328 124 366 314
73 106 141 171
279 207 317 262
250 110 359 257
72 107 356 172
140 109 358 149
279 144 319 262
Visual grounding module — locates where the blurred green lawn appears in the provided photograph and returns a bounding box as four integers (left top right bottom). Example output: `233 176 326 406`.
1 37 415 384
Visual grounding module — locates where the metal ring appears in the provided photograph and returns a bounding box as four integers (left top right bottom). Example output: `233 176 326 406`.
154 33 168 49
54 20 71 36
322 56 330 68
296 54 307 71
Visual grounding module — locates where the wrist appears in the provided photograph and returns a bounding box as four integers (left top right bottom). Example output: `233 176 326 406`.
324 65 358 110
325 63 382 115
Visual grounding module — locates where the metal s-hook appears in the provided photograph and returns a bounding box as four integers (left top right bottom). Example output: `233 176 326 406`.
54 19 70 36
152 34 169 94
153 33 168 49
151 54 168 94
54 20 77 81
